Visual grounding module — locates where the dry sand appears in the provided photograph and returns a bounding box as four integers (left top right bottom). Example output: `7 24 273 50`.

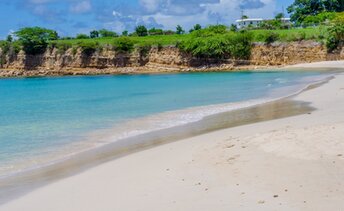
285 60 344 69
1 62 344 211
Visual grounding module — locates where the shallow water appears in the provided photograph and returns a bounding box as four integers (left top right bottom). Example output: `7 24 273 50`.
0 71 330 176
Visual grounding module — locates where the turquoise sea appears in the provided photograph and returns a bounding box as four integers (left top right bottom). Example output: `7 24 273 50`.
0 71 330 177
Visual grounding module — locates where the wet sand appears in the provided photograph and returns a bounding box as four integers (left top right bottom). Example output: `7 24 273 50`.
0 94 316 205
1 62 344 210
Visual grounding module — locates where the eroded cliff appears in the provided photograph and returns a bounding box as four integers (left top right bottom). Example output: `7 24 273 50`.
0 41 343 77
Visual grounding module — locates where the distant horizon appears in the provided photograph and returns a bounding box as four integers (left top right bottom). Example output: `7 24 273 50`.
1 0 293 39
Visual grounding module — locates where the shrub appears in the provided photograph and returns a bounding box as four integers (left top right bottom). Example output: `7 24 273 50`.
77 41 100 55
148 28 164 35
0 41 11 55
76 34 89 39
263 32 279 44
326 24 344 52
227 32 253 59
55 42 73 54
99 29 118 37
179 30 252 59
11 42 22 54
0 40 22 55
113 37 135 53
326 13 344 52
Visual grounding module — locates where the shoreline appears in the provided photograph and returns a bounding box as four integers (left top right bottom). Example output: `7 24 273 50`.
0 71 332 205
0 60 343 78
1 61 344 210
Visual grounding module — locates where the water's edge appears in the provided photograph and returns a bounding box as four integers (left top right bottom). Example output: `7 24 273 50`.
0 75 334 205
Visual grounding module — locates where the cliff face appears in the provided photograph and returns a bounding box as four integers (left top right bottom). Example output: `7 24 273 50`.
0 41 343 77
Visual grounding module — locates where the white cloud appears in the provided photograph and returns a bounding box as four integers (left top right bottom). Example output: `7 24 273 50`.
124 0 277 30
70 0 92 13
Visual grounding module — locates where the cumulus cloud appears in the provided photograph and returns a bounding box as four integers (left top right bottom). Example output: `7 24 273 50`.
107 0 277 30
2 0 279 35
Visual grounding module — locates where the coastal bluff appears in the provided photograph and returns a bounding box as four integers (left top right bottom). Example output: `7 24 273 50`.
0 41 343 77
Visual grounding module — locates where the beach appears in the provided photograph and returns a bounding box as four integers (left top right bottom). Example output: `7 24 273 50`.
1 62 344 211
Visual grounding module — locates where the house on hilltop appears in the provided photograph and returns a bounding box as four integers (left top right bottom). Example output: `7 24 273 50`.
236 18 291 28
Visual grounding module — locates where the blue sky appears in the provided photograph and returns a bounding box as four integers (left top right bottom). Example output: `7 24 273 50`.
0 0 294 38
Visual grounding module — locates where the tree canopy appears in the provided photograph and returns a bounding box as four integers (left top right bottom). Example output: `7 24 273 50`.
99 29 118 37
76 34 89 39
90 30 99 38
288 0 344 24
176 25 185 35
14 27 58 54
135 25 148 37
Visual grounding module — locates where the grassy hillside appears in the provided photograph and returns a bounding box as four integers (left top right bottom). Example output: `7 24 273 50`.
52 27 326 49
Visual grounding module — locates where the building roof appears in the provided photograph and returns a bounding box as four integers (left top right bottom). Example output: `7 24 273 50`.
236 18 264 23
235 18 291 23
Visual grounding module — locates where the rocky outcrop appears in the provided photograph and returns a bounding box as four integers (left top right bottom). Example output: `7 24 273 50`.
0 41 343 77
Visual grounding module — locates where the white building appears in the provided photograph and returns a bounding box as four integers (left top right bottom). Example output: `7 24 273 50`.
236 18 291 28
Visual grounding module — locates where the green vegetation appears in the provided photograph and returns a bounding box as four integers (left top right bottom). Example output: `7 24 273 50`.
135 25 148 37
189 24 202 33
113 37 135 53
76 34 89 39
90 30 99 38
14 27 58 54
326 12 344 52
179 26 252 59
77 41 100 55
98 29 118 37
176 25 185 35
0 0 343 59
288 0 343 24
148 28 164 36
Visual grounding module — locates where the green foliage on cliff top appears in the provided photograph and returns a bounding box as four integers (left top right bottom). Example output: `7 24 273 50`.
51 27 325 48
0 26 328 57
15 27 58 55
178 26 252 59
326 12 344 52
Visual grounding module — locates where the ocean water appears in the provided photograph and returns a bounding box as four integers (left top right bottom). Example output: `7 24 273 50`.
0 71 329 177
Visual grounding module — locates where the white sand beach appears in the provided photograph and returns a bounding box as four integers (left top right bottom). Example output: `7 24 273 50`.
1 61 344 211
286 60 344 69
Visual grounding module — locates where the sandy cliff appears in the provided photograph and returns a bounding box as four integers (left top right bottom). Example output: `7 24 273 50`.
0 41 343 77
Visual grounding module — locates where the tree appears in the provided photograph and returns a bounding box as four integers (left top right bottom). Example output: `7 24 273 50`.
176 25 185 35
76 34 89 39
287 0 344 24
275 13 284 20
323 0 344 12
99 29 118 37
6 35 13 42
241 15 249 19
135 25 148 37
90 30 99 38
14 27 58 54
230 24 238 32
122 30 129 36
189 24 202 33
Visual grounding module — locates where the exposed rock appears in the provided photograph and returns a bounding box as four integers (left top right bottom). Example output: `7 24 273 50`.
0 41 343 77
